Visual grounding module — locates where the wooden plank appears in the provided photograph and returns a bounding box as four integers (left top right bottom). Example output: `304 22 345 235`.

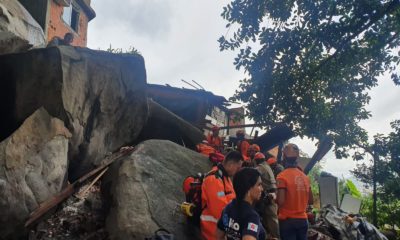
75 167 108 199
25 147 134 227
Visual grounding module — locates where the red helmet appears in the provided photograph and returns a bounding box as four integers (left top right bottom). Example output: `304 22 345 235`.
267 157 277 165
254 152 265 160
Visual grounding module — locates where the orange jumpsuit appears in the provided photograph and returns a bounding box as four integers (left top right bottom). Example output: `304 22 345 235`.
207 134 223 149
196 143 216 157
200 166 236 240
237 140 250 162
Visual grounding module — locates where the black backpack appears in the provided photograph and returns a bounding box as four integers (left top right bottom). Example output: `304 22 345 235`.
182 173 206 226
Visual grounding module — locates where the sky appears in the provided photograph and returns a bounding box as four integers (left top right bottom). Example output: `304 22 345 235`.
87 1 400 181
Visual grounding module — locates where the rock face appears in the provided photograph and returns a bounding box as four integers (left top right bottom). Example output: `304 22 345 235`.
0 0 45 54
0 47 148 179
102 140 212 240
0 108 71 239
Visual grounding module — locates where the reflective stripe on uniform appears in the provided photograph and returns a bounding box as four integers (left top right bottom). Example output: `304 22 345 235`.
200 215 219 223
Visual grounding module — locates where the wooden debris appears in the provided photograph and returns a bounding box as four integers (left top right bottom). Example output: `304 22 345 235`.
25 147 134 228
75 167 108 199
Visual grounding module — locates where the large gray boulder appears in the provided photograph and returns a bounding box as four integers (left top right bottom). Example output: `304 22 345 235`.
0 47 148 179
0 108 71 239
102 140 212 240
0 0 45 54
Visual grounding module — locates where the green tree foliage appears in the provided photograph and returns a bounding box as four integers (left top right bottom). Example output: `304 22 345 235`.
307 162 322 197
219 0 400 158
345 179 362 199
338 178 362 200
351 120 400 228
351 120 400 199
361 195 400 229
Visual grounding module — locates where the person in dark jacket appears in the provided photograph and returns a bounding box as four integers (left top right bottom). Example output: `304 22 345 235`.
217 168 266 240
47 32 74 47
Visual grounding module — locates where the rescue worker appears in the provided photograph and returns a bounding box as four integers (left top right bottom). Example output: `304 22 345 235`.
244 144 260 167
207 125 223 151
266 153 284 178
236 129 250 162
197 140 217 157
201 151 244 240
248 144 261 160
217 167 266 240
253 152 280 239
276 143 313 240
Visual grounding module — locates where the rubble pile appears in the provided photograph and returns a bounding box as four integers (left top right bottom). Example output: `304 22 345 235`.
29 183 106 240
307 205 388 240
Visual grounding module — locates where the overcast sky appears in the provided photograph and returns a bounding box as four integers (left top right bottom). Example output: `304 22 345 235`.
87 0 400 180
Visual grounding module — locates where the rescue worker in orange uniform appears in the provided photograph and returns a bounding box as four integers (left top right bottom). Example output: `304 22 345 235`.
207 126 223 151
197 140 217 157
200 151 243 240
266 153 284 178
247 144 261 165
277 143 313 240
236 129 250 162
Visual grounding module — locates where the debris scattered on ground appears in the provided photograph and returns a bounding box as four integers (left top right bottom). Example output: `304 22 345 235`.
28 182 107 240
26 148 134 228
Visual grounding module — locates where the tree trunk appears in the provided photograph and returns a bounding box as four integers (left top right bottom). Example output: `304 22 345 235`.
372 152 378 227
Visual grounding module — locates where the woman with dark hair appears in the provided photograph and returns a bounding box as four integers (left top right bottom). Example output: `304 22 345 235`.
216 168 266 240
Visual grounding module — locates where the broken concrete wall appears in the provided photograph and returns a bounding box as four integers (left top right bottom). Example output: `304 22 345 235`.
0 0 45 54
0 46 148 179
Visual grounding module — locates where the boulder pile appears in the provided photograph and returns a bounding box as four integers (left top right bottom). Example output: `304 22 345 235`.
0 46 210 239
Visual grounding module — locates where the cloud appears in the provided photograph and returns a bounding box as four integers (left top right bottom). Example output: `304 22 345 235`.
89 0 172 39
88 0 243 98
360 73 400 136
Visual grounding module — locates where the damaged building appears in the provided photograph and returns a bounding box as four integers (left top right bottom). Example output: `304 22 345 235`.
18 0 96 46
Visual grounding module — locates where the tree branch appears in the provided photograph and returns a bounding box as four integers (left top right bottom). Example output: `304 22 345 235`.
307 0 400 78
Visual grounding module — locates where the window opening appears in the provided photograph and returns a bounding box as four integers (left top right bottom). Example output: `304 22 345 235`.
62 3 80 32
